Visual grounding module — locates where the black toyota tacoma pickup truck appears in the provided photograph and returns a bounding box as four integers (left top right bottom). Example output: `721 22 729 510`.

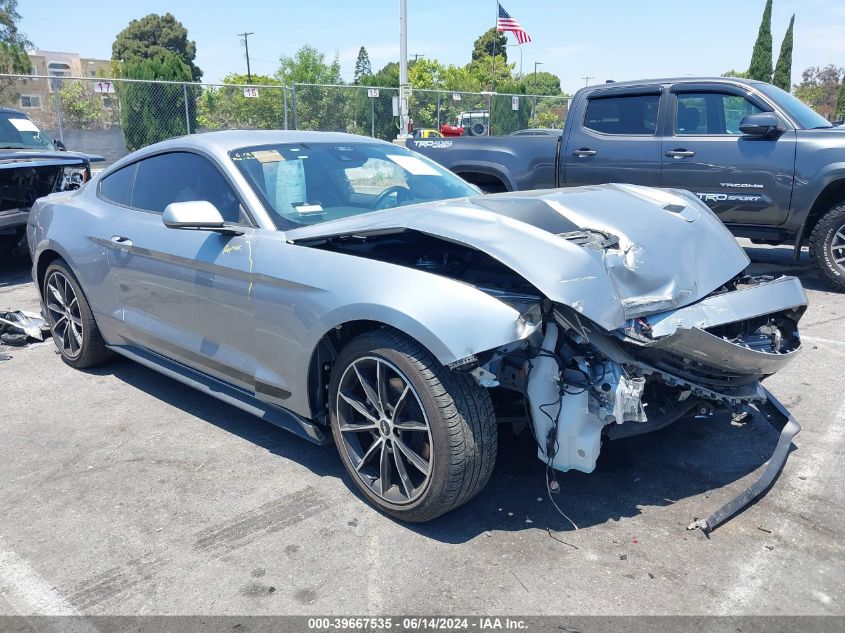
408 77 845 290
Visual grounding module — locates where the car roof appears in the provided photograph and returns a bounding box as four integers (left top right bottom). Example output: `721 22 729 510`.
583 77 765 90
102 129 399 173
0 107 29 117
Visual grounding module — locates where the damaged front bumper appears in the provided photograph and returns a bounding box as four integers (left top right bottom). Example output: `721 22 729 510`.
476 274 807 533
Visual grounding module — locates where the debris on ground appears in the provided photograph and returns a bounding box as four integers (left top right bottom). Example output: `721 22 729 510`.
0 310 50 346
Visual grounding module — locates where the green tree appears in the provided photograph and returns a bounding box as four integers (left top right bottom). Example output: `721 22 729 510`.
472 28 507 63
353 62 399 140
748 0 773 82
278 45 347 131
56 81 107 129
119 55 196 150
722 69 750 79
112 13 202 81
353 46 372 84
197 73 284 130
772 14 794 90
523 71 562 96
794 65 843 118
0 0 30 74
836 79 845 120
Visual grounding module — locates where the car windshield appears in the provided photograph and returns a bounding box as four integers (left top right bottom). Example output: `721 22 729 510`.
230 142 478 228
756 83 833 129
0 112 54 149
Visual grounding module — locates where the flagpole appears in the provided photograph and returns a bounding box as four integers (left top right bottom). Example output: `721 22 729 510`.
491 1 497 90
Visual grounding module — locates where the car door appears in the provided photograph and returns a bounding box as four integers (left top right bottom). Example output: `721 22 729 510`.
562 86 664 187
99 150 258 391
660 84 796 226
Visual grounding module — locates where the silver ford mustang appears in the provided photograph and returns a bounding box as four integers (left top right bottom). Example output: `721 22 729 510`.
27 130 807 529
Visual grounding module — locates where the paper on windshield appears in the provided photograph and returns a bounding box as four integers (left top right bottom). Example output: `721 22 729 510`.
386 154 441 176
9 118 39 133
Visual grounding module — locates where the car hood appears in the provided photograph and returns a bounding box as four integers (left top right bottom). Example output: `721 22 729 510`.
0 150 104 169
285 183 750 331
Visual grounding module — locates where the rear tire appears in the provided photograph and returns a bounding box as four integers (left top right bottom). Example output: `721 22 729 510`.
329 329 496 522
42 259 110 369
809 202 845 292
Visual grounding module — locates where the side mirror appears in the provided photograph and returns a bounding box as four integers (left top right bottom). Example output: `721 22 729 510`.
54 139 67 151
162 201 242 234
739 112 783 138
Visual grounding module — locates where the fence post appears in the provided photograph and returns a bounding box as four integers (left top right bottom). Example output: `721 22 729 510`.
182 83 191 134
436 94 441 129
53 85 64 144
282 86 288 130
291 84 298 130
371 93 375 138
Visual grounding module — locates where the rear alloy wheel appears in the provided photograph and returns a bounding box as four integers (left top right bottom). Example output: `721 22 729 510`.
809 203 845 292
329 330 496 522
42 260 110 368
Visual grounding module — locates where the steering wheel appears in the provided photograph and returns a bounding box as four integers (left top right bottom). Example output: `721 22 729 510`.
373 185 410 210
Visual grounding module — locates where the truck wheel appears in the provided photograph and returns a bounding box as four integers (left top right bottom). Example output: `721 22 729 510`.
328 329 496 522
809 203 845 292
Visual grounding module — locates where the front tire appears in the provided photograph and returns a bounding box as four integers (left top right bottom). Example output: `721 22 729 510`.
42 259 110 369
809 202 845 292
329 330 496 522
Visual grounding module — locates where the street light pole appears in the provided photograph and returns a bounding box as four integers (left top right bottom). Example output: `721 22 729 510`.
533 61 543 89
397 0 411 140
237 32 254 83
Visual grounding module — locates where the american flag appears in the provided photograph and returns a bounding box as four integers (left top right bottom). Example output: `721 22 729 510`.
497 3 532 44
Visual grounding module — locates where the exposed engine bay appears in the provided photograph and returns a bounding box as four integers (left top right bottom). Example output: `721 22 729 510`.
0 163 85 214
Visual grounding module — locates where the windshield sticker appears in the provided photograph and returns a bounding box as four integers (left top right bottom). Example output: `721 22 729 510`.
386 154 440 176
252 149 284 163
294 203 324 215
9 118 39 133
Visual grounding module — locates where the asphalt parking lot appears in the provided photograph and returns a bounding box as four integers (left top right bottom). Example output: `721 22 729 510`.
0 241 842 617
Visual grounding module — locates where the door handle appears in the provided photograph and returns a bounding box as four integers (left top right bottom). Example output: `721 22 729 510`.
665 149 695 159
572 148 597 157
110 235 133 247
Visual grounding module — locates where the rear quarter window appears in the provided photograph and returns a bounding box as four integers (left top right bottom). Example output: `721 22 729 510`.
98 163 137 206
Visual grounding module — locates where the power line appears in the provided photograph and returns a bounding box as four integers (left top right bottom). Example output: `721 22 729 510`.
237 32 254 83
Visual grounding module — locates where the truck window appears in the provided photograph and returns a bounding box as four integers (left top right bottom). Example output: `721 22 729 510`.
583 94 660 135
675 92 763 135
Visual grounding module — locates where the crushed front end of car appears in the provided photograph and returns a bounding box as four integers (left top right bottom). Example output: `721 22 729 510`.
288 182 808 530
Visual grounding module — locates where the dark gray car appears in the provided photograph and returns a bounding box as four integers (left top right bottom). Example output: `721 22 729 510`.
408 78 845 291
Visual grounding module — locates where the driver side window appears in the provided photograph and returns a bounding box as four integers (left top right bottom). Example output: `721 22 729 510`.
675 92 763 135
122 152 246 223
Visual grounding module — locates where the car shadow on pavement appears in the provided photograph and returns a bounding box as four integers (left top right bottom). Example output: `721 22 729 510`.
64 242 815 543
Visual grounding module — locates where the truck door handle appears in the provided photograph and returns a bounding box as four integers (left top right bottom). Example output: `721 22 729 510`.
572 148 597 157
665 149 695 159
110 235 133 247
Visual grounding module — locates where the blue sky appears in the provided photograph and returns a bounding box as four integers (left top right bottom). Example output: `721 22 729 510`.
19 0 845 94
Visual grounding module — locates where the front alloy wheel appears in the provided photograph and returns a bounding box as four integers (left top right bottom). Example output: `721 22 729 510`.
329 330 497 522
336 356 433 504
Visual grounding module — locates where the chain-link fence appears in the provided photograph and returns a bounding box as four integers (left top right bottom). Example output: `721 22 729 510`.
0 74 570 165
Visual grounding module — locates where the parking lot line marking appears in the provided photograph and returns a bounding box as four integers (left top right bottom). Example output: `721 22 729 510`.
0 537 79 617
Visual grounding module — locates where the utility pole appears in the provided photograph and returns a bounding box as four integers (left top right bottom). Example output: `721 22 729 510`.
411 53 424 62
237 32 254 83
397 0 410 140
581 75 594 86
533 61 543 87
